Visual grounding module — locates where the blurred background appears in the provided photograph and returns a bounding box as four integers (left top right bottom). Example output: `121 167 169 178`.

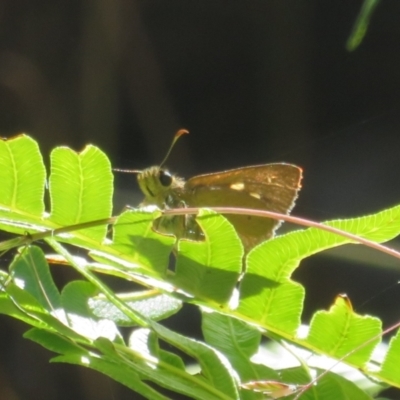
0 0 400 398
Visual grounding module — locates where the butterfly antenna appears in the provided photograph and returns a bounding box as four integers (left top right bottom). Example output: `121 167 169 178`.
113 168 142 174
113 129 189 174
159 129 189 168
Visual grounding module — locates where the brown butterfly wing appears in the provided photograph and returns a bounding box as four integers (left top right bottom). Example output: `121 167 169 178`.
183 164 302 251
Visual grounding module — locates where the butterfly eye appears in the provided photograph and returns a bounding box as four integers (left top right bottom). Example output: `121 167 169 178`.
159 170 173 187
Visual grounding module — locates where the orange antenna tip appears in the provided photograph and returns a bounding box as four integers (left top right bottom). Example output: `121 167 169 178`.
159 128 189 167
175 128 189 138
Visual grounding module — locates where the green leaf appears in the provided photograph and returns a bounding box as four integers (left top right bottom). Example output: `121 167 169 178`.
311 370 375 400
152 321 240 399
105 209 175 275
0 137 115 251
306 296 381 365
54 350 171 400
4 281 85 341
379 330 400 386
49 144 113 241
26 330 173 399
10 246 62 313
346 0 381 51
89 290 182 326
24 328 85 356
0 288 48 328
279 367 374 400
238 244 304 335
128 328 186 371
237 205 400 336
246 204 400 283
173 209 242 303
95 334 231 400
61 280 121 342
0 134 45 217
202 311 277 387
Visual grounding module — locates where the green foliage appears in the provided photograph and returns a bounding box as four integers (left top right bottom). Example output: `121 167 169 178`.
347 0 381 51
0 134 399 399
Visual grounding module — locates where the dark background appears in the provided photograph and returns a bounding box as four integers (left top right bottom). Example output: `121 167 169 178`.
1 0 400 399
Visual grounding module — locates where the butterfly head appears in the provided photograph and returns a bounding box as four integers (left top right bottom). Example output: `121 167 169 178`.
137 166 184 207
114 129 189 208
